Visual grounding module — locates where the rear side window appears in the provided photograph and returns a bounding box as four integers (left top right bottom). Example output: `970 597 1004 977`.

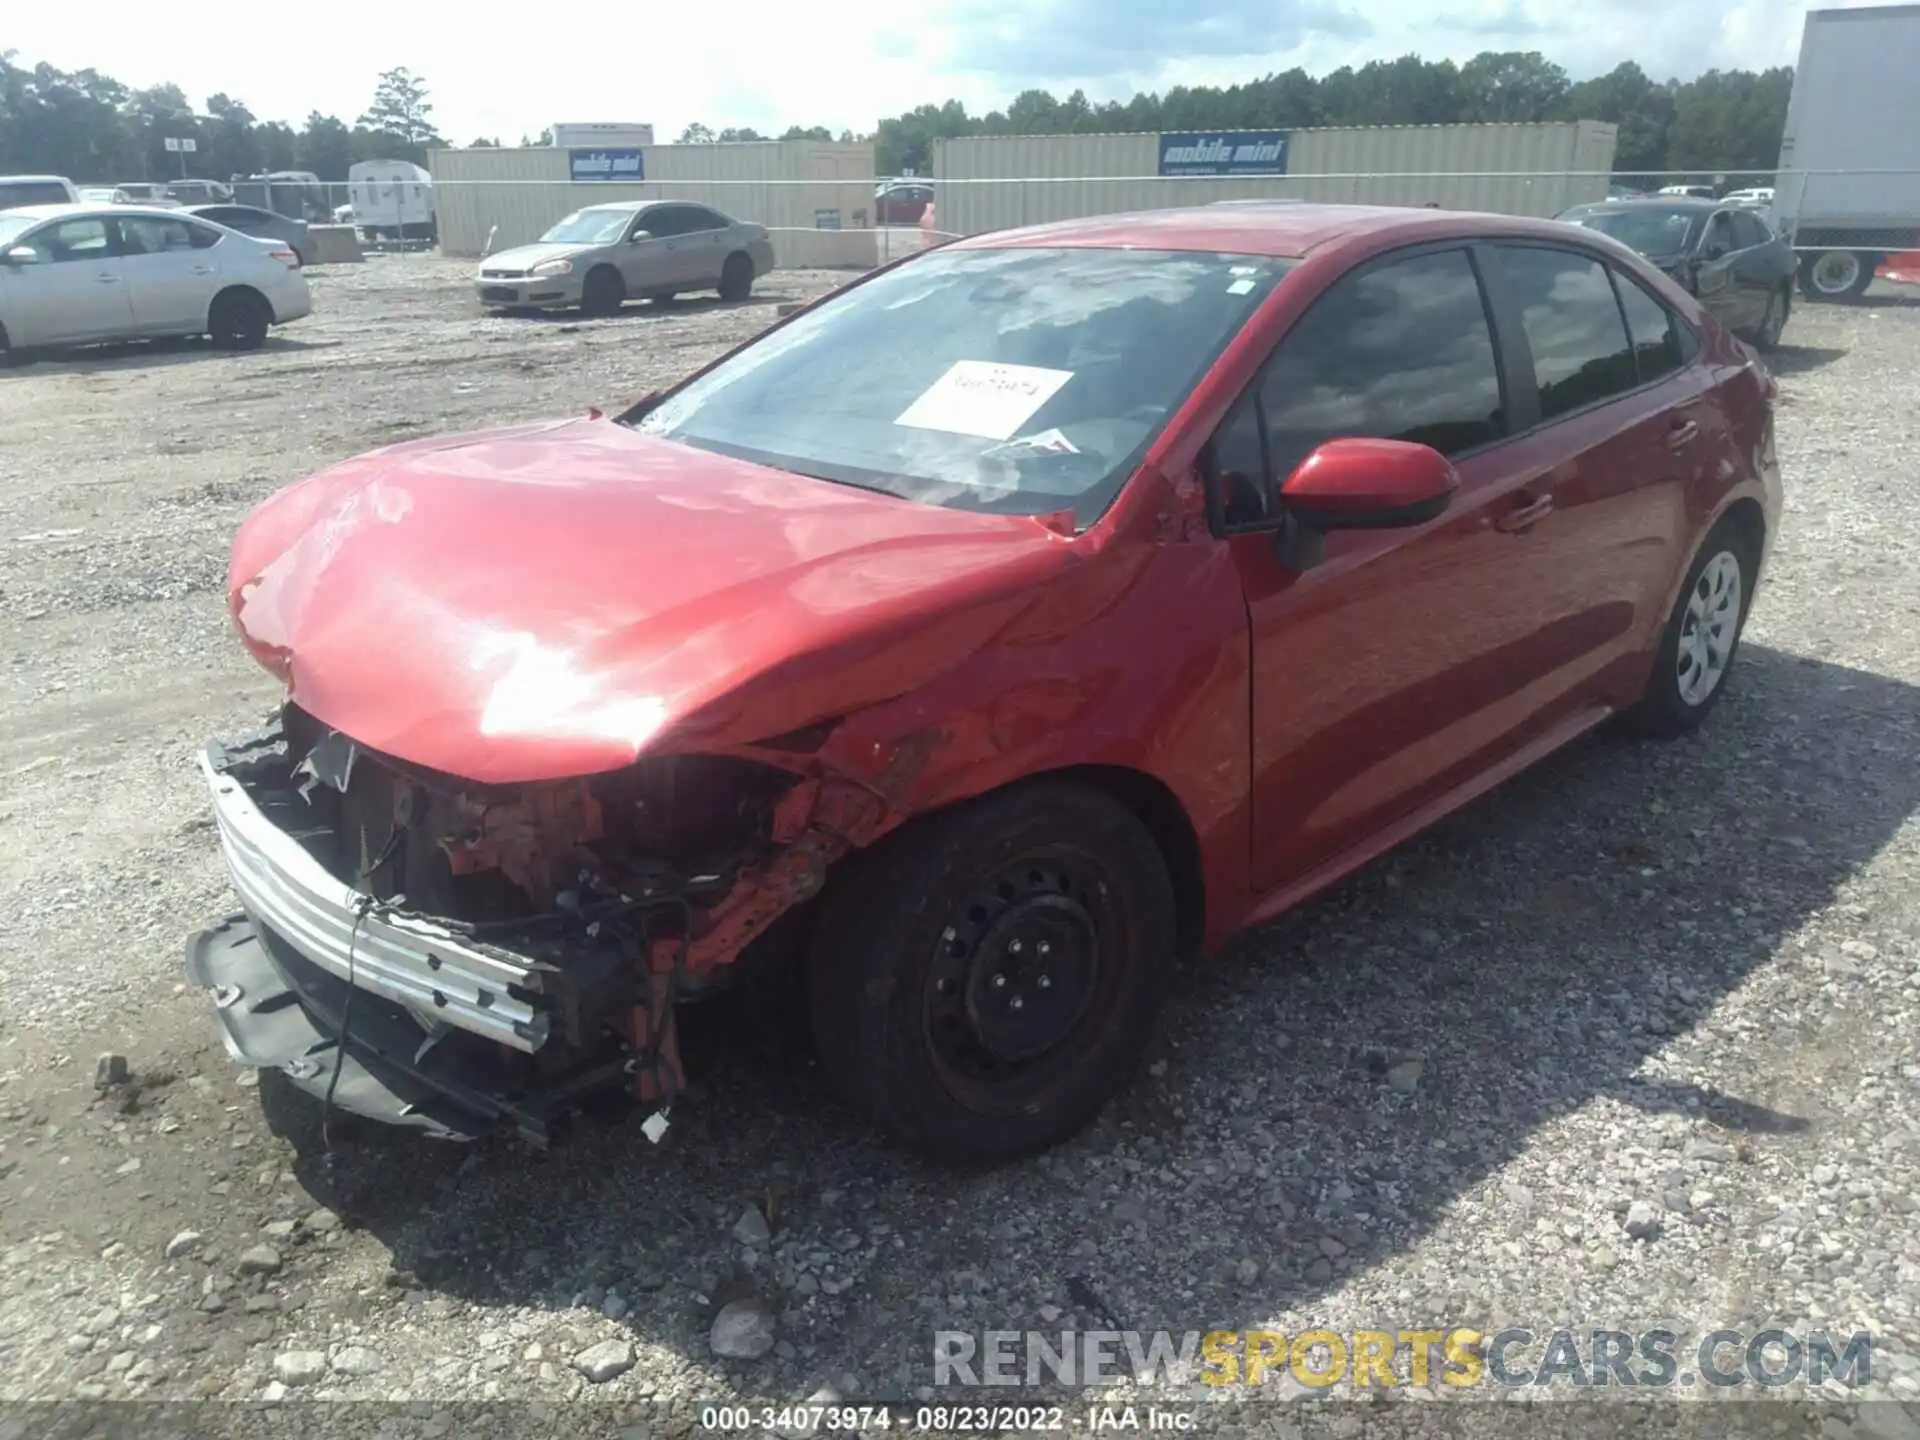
117 216 219 253
638 206 686 237
1728 211 1770 250
681 207 728 232
1612 273 1692 385
1493 246 1638 420
1257 248 1506 479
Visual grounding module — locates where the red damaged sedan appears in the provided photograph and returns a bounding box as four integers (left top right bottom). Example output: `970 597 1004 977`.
189 202 1781 1161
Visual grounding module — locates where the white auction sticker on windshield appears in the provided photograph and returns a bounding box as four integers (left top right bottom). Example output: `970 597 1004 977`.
894 361 1074 441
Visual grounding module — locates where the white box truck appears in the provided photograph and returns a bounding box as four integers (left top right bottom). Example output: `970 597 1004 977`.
345 160 436 244
1773 3 1920 301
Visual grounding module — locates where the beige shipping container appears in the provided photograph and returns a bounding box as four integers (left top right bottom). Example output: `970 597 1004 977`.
430 140 879 267
932 122 1619 237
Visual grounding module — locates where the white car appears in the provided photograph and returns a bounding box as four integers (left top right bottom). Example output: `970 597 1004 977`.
0 203 311 356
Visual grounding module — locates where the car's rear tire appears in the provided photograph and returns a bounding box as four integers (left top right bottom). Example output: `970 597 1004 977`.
719 252 754 302
581 266 625 317
1625 516 1759 739
806 783 1175 1163
1798 250 1876 303
1748 284 1789 351
208 288 271 351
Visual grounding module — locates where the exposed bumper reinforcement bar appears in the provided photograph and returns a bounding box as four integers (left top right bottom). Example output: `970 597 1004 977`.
186 915 630 1147
198 745 550 1053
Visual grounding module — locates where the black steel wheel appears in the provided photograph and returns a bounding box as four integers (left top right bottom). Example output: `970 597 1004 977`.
807 783 1174 1162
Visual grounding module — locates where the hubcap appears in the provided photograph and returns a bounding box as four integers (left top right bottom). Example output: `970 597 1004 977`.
926 862 1101 1083
1676 550 1743 706
1811 251 1861 295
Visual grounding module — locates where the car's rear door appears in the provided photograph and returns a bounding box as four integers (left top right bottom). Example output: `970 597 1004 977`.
113 214 223 334
674 206 733 287
1475 241 1712 730
1216 244 1585 894
6 215 132 345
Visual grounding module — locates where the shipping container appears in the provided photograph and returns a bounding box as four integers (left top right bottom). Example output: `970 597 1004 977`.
931 122 1618 236
430 141 877 267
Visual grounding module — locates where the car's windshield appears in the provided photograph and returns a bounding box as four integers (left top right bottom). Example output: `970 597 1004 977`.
539 208 634 245
628 245 1294 526
1566 206 1703 257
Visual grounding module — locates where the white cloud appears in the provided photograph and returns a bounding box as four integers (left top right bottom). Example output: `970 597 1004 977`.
4 0 1871 143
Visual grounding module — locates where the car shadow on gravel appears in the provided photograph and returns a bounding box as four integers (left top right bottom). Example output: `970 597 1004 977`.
1764 343 1849 376
10 336 336 374
256 640 1919 1393
493 294 788 326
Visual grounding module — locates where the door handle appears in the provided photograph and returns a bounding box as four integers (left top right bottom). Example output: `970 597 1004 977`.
95 274 121 284
191 265 214 275
1667 419 1701 450
1494 492 1555 534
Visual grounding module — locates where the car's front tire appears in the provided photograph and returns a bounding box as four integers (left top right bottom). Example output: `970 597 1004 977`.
1626 516 1759 738
580 266 625 317
1747 284 1789 351
806 783 1175 1163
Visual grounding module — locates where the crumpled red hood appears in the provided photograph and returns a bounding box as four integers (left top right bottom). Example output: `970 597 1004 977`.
228 417 1073 783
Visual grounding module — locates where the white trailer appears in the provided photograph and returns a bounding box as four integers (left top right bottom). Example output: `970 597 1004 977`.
346 160 436 243
1773 3 1920 301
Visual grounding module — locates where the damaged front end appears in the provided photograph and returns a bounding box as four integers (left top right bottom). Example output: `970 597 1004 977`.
186 702 875 1146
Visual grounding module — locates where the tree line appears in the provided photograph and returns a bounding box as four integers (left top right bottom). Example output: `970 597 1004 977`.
3 48 1790 186
869 54 1795 182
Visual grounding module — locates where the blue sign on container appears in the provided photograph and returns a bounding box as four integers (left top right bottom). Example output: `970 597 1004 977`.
1157 131 1289 177
569 147 645 182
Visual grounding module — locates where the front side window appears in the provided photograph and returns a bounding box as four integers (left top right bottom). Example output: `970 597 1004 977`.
35 218 113 262
630 245 1293 525
1493 245 1638 420
1257 248 1505 481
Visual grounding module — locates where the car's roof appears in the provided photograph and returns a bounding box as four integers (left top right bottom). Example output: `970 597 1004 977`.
2 202 228 223
0 175 74 184
1564 197 1720 216
948 202 1606 260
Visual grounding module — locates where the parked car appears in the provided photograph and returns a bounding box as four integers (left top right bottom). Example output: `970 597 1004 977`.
1657 184 1717 199
1723 187 1775 208
0 175 80 211
0 203 310 357
187 202 1782 1159
475 201 775 314
112 183 179 208
1556 197 1796 350
78 187 132 204
182 203 314 266
877 181 934 225
166 178 233 205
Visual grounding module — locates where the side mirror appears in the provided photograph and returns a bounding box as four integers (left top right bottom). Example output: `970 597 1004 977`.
628 230 652 243
1271 438 1459 571
2 245 39 266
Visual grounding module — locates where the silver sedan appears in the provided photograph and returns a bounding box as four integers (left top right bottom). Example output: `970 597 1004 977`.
475 200 775 315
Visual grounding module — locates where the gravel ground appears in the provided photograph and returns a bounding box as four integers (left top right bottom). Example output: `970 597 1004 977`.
0 257 1917 1437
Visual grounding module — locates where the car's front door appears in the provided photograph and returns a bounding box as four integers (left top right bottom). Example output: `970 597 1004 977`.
114 214 223 334
1218 245 1588 895
620 206 687 295
1690 211 1752 330
4 216 131 345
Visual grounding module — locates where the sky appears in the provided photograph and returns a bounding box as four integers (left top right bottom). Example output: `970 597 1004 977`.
4 0 1865 144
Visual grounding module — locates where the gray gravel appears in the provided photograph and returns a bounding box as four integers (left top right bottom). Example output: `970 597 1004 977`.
1 257 1917 1430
